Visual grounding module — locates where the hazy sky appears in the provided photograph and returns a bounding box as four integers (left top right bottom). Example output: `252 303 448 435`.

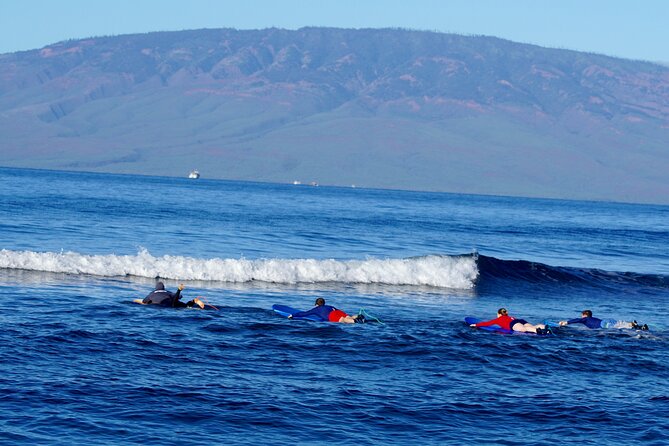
1 0 667 62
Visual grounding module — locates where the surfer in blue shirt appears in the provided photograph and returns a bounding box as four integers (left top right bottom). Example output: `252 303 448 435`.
559 310 603 329
559 310 648 330
288 298 364 323
141 282 205 309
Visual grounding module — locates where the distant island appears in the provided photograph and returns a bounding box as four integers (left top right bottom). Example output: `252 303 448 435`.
1 27 668 204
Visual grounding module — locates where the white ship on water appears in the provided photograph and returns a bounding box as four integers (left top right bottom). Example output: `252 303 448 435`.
188 170 200 179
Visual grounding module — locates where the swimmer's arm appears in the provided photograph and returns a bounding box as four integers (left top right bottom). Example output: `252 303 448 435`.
291 307 320 318
562 318 586 326
474 317 501 328
173 284 184 300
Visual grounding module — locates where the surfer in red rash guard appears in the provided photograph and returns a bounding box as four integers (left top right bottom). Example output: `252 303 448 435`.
472 308 550 334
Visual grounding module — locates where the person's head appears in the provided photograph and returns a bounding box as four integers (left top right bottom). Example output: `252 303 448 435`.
582 310 593 318
315 297 325 306
155 281 165 290
497 308 508 317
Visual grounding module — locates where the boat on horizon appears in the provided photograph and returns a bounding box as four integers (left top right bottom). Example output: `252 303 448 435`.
188 170 200 179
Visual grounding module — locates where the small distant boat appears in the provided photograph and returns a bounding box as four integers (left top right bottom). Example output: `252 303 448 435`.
188 170 200 179
292 180 302 185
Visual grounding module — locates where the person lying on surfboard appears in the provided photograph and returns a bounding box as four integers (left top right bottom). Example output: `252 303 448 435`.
471 308 551 334
140 282 205 309
559 309 648 330
288 298 365 323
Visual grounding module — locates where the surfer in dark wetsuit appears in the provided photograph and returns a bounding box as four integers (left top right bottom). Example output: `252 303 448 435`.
289 298 365 323
142 282 204 309
471 308 551 334
559 310 648 330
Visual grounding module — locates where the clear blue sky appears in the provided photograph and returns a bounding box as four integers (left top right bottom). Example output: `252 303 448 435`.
1 0 667 62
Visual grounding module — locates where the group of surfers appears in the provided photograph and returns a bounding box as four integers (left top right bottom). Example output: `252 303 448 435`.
139 282 364 323
139 282 648 331
471 308 649 334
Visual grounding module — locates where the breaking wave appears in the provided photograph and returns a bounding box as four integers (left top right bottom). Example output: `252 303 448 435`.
0 249 479 289
5 249 662 290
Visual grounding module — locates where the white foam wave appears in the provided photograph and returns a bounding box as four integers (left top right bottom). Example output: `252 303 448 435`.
0 249 478 289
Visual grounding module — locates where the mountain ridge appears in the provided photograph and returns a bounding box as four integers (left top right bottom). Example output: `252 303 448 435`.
1 27 668 203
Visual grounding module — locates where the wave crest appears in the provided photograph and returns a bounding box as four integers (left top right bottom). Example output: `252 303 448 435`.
0 249 479 289
477 255 669 289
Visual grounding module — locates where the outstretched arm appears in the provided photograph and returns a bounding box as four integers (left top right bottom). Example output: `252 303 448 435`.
171 284 185 307
475 317 502 328
291 307 320 318
561 317 585 326
291 306 328 321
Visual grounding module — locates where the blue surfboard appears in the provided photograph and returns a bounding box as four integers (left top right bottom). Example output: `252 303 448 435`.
272 304 324 322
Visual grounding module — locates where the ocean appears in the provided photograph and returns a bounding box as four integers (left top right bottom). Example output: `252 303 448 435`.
0 166 667 445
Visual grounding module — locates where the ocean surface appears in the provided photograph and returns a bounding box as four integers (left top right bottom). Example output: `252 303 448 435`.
0 166 667 445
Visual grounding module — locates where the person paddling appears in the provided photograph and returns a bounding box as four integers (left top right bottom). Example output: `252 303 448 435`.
288 298 365 323
471 308 551 334
559 310 648 330
141 282 205 309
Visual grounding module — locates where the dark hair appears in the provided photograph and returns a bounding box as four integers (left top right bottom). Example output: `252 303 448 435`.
497 308 508 316
582 310 593 317
156 282 165 290
315 298 325 306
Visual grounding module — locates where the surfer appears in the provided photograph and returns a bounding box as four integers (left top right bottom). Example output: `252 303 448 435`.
288 298 365 323
559 310 648 330
470 308 551 334
142 282 205 309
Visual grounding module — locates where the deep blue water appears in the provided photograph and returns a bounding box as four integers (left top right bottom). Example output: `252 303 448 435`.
1 167 668 445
